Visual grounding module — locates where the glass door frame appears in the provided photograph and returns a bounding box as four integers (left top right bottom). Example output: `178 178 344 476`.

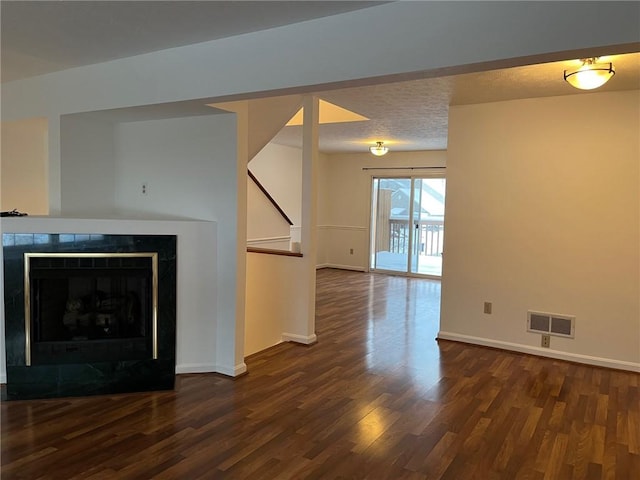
368 171 446 279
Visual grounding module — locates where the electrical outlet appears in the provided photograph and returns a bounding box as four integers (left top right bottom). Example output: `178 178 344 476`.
349 248 354 255
141 182 148 195
483 302 492 314
541 334 551 348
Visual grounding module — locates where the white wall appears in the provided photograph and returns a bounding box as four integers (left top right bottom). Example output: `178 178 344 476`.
318 151 447 270
114 115 233 220
60 115 115 216
244 100 319 356
1 113 245 378
245 253 309 356
246 176 291 250
0 118 48 214
246 96 302 161
113 114 244 375
246 142 303 249
440 90 640 371
250 142 302 225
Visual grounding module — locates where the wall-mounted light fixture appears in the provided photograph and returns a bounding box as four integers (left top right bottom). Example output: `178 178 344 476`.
369 141 389 156
564 58 615 90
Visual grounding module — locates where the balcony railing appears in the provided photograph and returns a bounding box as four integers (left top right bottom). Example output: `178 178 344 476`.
388 219 444 256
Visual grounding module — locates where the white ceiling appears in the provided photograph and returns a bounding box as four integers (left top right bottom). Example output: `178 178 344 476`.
1 1 386 82
2 1 638 153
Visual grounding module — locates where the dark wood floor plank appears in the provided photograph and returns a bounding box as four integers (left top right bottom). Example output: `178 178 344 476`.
2 268 639 479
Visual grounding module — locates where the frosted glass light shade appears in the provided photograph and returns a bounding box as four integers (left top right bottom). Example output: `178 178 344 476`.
564 59 615 90
369 141 389 156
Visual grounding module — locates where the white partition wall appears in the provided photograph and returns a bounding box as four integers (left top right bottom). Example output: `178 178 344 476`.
440 90 640 371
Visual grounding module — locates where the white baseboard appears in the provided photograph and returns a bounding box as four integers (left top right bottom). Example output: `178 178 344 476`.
216 362 248 377
0 374 6 384
437 331 640 373
282 332 318 345
176 362 247 377
175 363 217 374
317 263 366 272
317 225 367 231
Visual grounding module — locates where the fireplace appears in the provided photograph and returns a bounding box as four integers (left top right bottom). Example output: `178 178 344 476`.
3 233 176 400
25 253 157 366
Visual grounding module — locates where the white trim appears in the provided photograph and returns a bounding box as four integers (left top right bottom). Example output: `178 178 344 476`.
282 332 318 345
216 362 248 377
247 235 291 246
437 331 640 373
175 363 217 374
317 263 366 272
175 362 247 376
0 374 6 384
317 225 367 231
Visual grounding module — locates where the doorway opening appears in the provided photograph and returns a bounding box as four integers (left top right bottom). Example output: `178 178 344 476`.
370 176 446 278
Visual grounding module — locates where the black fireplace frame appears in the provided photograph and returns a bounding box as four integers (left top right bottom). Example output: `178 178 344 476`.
2 233 177 400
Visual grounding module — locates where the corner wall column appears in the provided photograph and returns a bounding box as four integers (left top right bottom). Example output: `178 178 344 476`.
215 104 249 377
234 105 249 374
299 96 319 342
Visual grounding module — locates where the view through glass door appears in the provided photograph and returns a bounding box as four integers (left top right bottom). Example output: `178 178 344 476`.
370 176 446 277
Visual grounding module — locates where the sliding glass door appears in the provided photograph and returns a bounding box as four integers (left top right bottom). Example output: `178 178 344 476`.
370 178 411 274
370 176 446 278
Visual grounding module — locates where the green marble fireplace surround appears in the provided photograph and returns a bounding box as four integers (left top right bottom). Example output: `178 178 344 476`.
3 232 177 400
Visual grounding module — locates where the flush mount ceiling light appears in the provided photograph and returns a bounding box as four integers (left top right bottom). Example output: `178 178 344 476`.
564 58 615 90
369 141 389 156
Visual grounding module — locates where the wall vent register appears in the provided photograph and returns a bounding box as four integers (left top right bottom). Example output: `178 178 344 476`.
527 310 575 338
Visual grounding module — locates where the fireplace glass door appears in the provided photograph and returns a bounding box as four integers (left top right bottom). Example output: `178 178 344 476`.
26 253 157 365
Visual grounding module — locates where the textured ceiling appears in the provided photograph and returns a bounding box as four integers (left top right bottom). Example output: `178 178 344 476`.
272 53 640 153
276 76 454 152
1 2 638 154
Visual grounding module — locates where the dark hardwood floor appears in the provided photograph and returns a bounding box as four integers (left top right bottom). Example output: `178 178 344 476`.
2 268 639 479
